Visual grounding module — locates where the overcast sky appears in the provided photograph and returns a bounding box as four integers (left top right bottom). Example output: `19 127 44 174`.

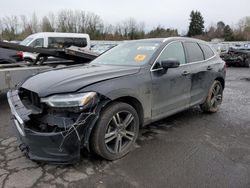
0 0 249 33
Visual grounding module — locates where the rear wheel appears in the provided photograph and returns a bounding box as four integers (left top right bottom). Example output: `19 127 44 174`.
200 80 223 113
91 102 139 160
245 58 250 67
24 58 34 64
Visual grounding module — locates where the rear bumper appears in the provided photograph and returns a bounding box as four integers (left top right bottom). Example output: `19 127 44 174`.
7 90 84 164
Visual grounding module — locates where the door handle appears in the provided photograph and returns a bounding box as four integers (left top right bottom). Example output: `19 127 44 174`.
207 66 213 70
182 71 190 76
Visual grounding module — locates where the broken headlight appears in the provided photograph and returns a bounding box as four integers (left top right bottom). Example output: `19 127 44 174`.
41 92 97 108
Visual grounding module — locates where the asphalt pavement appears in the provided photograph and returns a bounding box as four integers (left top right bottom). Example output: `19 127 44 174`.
0 67 250 188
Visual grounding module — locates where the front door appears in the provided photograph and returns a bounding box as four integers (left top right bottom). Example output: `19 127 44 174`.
151 41 192 120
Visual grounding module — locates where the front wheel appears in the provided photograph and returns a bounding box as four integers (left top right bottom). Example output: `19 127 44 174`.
91 102 139 160
200 80 223 113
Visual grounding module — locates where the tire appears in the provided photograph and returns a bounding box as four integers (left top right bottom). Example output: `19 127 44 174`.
91 102 139 160
245 58 250 67
24 58 34 64
200 80 223 113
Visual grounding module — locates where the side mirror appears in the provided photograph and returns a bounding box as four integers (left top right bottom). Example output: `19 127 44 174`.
161 59 180 69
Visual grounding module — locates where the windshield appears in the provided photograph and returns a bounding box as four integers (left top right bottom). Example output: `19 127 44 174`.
20 37 33 46
91 41 162 66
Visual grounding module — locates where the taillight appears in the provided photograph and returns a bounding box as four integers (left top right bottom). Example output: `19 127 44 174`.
16 51 23 60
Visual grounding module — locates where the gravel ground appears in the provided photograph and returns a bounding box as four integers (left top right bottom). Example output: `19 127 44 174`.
0 67 250 188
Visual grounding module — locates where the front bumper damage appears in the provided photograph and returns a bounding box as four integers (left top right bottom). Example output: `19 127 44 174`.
7 90 108 164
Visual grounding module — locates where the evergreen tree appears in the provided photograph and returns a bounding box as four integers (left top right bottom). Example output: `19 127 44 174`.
224 25 234 41
216 21 225 38
187 11 205 37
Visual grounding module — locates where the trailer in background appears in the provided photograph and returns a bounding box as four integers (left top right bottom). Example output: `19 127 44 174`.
0 41 99 93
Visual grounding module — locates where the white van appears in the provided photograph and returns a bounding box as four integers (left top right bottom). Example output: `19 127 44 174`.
20 32 90 62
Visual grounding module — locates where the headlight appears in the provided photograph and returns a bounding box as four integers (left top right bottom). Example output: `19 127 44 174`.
41 92 97 108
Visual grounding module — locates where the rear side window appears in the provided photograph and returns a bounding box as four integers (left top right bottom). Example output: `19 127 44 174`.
199 44 215 59
157 41 186 65
48 37 87 49
184 42 204 63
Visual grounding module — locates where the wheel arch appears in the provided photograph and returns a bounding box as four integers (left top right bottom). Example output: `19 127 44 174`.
215 77 225 89
107 96 144 127
23 57 34 62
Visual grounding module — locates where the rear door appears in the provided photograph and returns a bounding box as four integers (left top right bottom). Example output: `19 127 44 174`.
151 41 192 119
183 42 216 106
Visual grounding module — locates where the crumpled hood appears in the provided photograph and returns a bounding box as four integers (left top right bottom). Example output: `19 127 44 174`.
21 64 140 97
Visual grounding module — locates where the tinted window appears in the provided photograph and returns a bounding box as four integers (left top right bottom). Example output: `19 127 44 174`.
48 37 87 49
184 42 204 63
157 42 186 65
29 38 44 48
199 44 215 59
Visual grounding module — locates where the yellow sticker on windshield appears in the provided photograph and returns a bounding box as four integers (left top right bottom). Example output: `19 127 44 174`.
134 54 146 62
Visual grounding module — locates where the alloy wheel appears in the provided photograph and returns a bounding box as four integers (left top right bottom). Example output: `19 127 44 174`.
104 111 136 154
210 83 222 108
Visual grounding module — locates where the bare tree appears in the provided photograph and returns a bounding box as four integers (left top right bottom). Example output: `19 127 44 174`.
1 16 19 40
0 19 3 40
206 25 216 39
31 13 39 33
0 9 172 40
48 13 56 31
237 17 250 40
56 10 79 32
18 15 33 40
20 15 28 31
120 18 145 39
41 16 54 32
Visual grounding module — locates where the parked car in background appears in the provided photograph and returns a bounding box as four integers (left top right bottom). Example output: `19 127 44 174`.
220 47 250 67
90 40 123 54
20 32 90 63
7 37 226 163
0 48 23 64
91 44 117 54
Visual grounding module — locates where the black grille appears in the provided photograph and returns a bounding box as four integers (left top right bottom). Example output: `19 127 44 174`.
19 88 41 108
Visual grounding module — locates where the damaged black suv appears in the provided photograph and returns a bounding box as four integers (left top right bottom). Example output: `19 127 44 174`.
8 37 226 163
